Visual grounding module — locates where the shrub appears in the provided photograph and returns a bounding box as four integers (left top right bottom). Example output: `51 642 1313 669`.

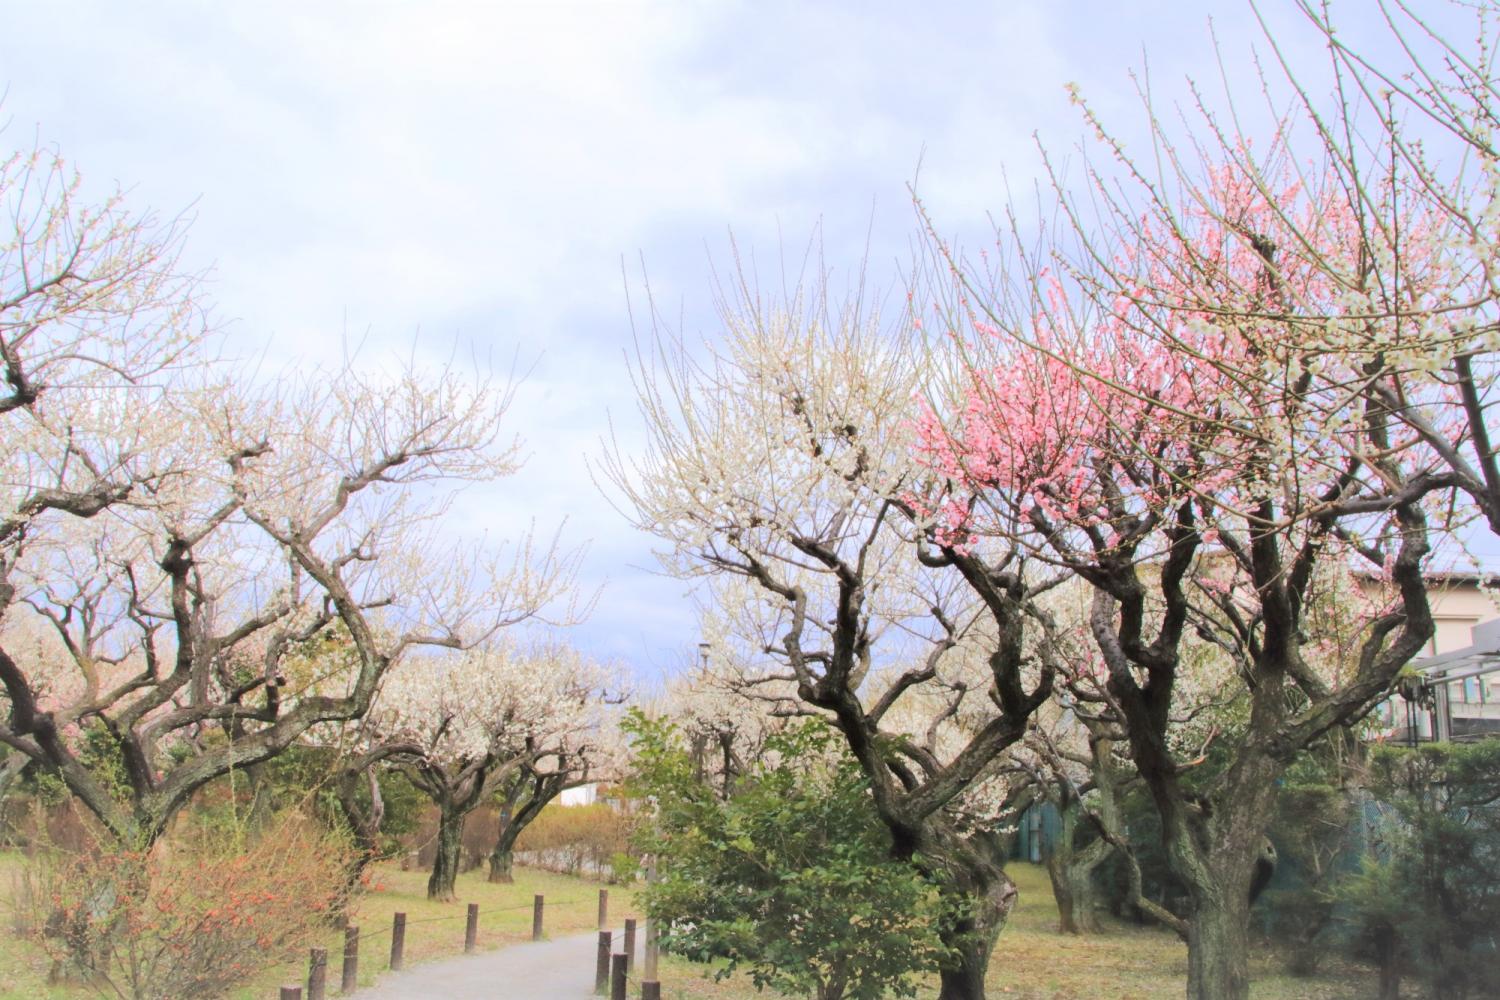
628 713 952 1000
1337 742 1500 1000
514 802 635 878
20 811 352 1000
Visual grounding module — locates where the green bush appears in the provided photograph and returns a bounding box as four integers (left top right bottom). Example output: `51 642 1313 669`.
1337 741 1500 1000
627 712 952 1000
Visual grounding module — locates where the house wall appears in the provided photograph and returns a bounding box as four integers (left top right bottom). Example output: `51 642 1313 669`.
1366 576 1500 739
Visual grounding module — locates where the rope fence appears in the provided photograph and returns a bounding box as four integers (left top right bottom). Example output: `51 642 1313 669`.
275 888 629 998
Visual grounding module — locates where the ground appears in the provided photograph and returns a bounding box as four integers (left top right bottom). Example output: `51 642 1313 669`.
0 853 1375 999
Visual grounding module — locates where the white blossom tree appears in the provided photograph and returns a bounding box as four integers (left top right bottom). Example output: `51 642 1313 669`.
607 264 1064 1000
367 640 613 900
0 137 576 847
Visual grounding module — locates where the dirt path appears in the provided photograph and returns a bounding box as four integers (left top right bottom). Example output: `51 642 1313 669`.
352 929 624 999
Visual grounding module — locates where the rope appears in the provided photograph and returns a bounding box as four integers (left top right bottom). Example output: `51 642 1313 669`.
343 894 606 941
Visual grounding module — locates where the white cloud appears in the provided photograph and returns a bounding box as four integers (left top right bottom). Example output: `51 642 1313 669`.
5 0 1469 672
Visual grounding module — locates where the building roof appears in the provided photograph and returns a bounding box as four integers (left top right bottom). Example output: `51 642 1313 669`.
1413 619 1500 684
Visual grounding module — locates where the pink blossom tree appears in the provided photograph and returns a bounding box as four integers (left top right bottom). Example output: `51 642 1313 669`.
914 121 1447 1000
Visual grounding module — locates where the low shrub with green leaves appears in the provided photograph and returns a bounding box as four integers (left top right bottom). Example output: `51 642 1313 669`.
627 712 953 1000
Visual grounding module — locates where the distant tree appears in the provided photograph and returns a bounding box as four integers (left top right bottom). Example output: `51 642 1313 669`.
1340 741 1500 1000
367 641 610 900
0 135 577 848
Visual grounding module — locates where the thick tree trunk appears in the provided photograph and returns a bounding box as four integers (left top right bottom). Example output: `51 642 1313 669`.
487 847 514 884
1147 738 1278 1000
1049 859 1104 935
1046 800 1109 935
935 864 1016 1000
1185 888 1252 1000
428 804 465 902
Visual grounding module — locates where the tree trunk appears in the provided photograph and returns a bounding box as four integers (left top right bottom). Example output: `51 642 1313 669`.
1374 924 1401 1000
935 865 1015 1000
335 765 386 907
1050 858 1080 935
428 803 465 902
1184 882 1252 1000
1048 858 1103 935
487 847 514 884
242 761 276 833
488 800 519 883
1045 799 1109 935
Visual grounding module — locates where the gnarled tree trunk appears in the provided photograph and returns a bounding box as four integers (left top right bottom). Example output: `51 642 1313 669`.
917 825 1018 1000
487 764 579 883
1046 798 1111 935
428 797 465 902
936 867 1015 1000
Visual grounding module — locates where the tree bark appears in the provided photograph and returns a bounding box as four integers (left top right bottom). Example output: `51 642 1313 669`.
487 796 520 884
1185 887 1252 1000
335 763 387 901
428 801 465 902
1046 800 1110 935
931 835 1016 1000
1164 785 1271 1000
487 846 515 884
486 764 578 883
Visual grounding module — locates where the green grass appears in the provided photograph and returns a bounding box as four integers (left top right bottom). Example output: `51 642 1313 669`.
651 864 1377 1000
1 853 1376 999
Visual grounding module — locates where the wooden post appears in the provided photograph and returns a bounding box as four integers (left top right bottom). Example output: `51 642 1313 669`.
643 856 660 982
390 912 407 971
611 953 627 1000
532 894 545 941
622 918 636 973
465 902 479 953
341 925 359 993
307 947 327 1000
644 917 659 979
594 930 612 994
640 983 662 1000
597 887 609 930
280 988 302 1000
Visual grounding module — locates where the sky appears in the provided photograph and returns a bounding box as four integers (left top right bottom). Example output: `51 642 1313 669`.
1 1 1484 680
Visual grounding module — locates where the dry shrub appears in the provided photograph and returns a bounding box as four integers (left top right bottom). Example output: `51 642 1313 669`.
20 810 352 1000
6 798 103 855
515 803 635 879
407 805 498 872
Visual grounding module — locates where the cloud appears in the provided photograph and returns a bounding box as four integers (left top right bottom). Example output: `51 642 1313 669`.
8 0 1476 673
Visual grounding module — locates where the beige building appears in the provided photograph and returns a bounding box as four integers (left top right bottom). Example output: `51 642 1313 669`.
1375 575 1500 742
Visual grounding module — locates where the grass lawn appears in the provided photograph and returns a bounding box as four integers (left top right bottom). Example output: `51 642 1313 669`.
654 863 1377 1000
2 853 1375 999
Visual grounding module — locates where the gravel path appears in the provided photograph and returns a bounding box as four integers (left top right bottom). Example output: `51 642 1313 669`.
350 929 621 999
